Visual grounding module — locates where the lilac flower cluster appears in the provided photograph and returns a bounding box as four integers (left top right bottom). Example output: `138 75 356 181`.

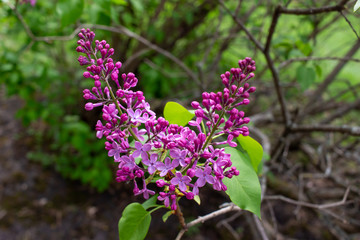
20 0 36 6
76 28 256 210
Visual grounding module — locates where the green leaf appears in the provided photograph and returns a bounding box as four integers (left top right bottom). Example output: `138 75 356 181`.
163 102 195 126
237 135 263 173
354 0 360 12
162 210 172 222
118 203 151 240
296 65 316 91
314 63 322 78
223 147 261 218
56 0 84 27
295 40 312 56
111 0 127 5
142 195 159 210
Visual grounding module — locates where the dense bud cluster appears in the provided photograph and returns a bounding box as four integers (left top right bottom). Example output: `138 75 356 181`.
76 28 256 210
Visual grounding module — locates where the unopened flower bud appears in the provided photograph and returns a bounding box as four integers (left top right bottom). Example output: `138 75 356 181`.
85 102 93 111
115 61 122 69
83 71 91 78
185 192 194 200
187 168 195 178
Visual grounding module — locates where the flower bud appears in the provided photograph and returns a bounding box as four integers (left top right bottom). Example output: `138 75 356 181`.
156 179 166 187
85 102 93 111
83 71 91 78
191 101 200 109
187 168 195 178
248 86 256 93
185 192 194 200
97 58 103 66
115 61 122 69
94 80 101 88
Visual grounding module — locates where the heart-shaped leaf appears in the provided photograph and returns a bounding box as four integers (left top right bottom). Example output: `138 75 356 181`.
223 147 261 218
118 203 151 240
163 101 195 126
237 135 263 173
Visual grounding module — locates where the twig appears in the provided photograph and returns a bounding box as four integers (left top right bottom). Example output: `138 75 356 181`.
8 3 202 87
265 187 352 209
340 10 360 40
8 3 83 42
218 0 264 52
278 0 349 15
86 24 202 87
301 40 360 118
175 204 241 240
290 124 360 136
278 56 360 69
253 214 269 240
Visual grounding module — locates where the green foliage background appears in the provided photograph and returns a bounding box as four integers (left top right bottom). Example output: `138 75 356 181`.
1 0 359 191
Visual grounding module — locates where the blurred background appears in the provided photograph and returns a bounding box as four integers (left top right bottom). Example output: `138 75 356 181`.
0 0 359 239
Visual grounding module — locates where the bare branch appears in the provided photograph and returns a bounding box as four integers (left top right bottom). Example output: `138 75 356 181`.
300 40 360 120
290 124 360 136
278 0 349 15
218 0 264 52
265 187 352 209
253 214 269 240
88 24 201 87
264 5 281 53
175 204 242 240
279 56 360 69
340 10 360 40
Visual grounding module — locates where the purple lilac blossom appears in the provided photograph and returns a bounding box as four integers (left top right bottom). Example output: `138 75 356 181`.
76 28 256 210
20 0 36 6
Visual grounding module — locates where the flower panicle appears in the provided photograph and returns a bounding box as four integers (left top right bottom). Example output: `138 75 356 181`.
76 28 256 210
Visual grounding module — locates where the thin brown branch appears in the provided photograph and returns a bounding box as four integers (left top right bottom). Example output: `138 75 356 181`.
253 214 269 240
264 5 281 53
278 56 360 69
264 52 291 126
290 124 360 136
265 187 352 209
175 204 241 240
88 24 201 87
9 3 83 42
340 10 360 40
320 98 360 124
301 40 360 119
278 0 349 15
9 3 201 87
218 0 264 52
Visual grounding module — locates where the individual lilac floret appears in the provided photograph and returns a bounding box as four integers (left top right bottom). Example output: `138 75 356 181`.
132 142 151 161
156 157 179 177
171 172 191 192
195 166 215 187
142 153 159 174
